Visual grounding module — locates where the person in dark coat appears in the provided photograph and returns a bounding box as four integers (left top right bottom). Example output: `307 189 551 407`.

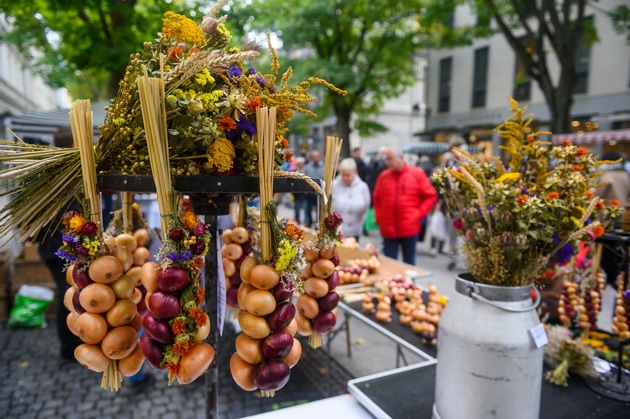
352 147 368 183
36 127 82 360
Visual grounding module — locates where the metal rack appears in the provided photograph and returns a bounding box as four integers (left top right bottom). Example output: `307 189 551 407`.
98 174 320 419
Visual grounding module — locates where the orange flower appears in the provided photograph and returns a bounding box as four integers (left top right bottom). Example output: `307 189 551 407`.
517 195 528 206
585 191 593 199
173 342 194 356
541 269 555 280
168 46 183 62
188 307 207 327
610 199 620 206
165 362 179 375
218 117 236 132
562 140 572 147
195 287 205 306
596 201 605 210
546 192 559 200
285 222 305 240
527 137 536 143
284 150 294 162
280 137 289 148
592 225 605 238
576 147 588 156
572 165 582 172
245 98 262 113
171 320 186 335
182 210 197 231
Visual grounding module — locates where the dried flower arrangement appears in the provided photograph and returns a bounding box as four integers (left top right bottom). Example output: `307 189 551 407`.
431 98 622 287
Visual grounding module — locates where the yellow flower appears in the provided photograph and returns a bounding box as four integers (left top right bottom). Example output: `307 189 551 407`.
162 11 206 47
83 238 101 256
276 240 298 271
194 69 215 87
497 172 520 183
69 215 86 233
206 138 235 172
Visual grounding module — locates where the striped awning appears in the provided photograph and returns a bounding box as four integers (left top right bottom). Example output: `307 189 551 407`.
552 129 630 145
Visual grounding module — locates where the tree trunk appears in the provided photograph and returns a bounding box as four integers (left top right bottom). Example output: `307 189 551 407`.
334 103 352 158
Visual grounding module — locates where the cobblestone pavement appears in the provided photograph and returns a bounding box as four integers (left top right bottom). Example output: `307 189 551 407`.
0 322 352 419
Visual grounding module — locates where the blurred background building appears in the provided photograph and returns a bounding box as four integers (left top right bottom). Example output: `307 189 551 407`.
424 0 630 158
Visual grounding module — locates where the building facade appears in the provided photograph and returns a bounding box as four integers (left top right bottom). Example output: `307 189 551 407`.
425 0 630 157
0 14 62 139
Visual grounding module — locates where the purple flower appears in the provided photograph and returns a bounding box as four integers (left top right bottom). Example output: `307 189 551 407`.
515 183 529 195
236 117 257 137
166 251 193 263
169 228 184 242
75 245 89 257
551 235 574 266
256 76 265 87
247 67 257 75
55 250 77 261
623 290 630 300
62 232 80 244
195 222 206 236
225 130 237 141
228 66 242 78
192 241 206 255
81 222 98 236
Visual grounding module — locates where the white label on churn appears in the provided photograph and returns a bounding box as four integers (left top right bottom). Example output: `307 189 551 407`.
529 324 548 348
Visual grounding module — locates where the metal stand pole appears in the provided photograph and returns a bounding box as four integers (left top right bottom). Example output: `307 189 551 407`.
204 213 219 419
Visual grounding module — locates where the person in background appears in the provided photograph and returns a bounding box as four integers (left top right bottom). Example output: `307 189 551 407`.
352 146 368 183
373 147 437 265
365 146 387 199
593 151 630 207
36 127 82 360
331 158 371 242
302 150 325 228
593 151 630 288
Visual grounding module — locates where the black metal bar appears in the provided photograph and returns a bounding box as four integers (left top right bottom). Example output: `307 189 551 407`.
345 312 352 358
204 214 219 419
98 174 321 194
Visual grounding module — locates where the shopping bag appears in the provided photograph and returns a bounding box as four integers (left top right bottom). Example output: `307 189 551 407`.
427 211 447 242
364 207 379 231
8 285 54 328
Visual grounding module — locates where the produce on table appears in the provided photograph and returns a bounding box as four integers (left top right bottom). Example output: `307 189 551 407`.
612 286 630 341
230 107 305 397
337 265 369 285
558 272 605 332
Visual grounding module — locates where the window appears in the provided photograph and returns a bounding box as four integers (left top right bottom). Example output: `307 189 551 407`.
513 36 533 101
471 47 489 108
438 57 452 113
573 17 592 94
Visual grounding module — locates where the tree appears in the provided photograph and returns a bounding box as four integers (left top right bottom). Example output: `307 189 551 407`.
0 0 206 99
229 0 428 157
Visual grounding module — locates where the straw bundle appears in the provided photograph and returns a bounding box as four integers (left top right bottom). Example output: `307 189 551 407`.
137 65 173 233
69 99 101 227
320 136 343 226
256 107 277 263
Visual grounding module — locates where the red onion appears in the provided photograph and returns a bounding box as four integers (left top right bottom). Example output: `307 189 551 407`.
142 314 174 344
139 333 165 370
137 284 147 295
313 311 337 335
318 292 340 312
330 253 340 266
226 288 240 307
241 241 253 256
262 331 294 359
268 302 296 331
230 272 243 288
325 271 340 290
72 265 93 289
234 254 248 271
157 267 189 293
149 291 181 319
253 360 291 391
272 286 292 303
72 289 86 314
137 298 149 318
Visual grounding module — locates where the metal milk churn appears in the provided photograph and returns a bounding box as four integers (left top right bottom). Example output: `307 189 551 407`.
433 273 544 419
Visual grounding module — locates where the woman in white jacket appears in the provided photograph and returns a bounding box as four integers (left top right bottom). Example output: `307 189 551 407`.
331 158 371 241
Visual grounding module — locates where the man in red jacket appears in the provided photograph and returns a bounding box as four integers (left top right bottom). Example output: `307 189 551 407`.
373 147 438 265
